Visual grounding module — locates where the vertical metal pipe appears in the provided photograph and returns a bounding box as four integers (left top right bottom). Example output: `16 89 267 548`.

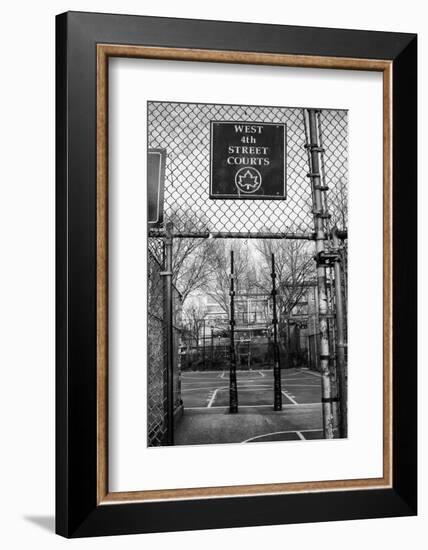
177 330 183 409
202 318 206 370
326 269 340 429
211 327 214 368
164 222 174 445
332 228 348 437
307 109 335 439
187 335 190 370
271 253 282 410
286 319 291 367
229 250 238 413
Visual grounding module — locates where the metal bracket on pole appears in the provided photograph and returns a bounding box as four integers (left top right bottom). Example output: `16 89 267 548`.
304 143 325 153
313 185 329 192
313 210 332 219
314 251 340 267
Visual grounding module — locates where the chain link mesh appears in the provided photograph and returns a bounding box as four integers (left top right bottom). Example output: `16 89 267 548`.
148 102 348 235
319 110 348 232
147 238 184 446
147 240 167 446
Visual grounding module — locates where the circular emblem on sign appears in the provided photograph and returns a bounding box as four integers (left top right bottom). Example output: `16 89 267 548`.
234 167 262 194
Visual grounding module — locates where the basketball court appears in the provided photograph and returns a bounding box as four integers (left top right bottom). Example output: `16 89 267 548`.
175 368 325 445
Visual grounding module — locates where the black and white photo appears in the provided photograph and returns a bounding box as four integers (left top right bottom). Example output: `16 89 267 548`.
147 101 348 446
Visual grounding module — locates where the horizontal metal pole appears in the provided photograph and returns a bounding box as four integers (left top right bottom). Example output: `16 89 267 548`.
149 230 316 240
149 229 347 240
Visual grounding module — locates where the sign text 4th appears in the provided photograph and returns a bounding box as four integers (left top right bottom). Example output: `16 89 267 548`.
210 121 287 199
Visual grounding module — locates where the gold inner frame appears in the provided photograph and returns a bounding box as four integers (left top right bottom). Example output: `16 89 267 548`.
96 44 393 504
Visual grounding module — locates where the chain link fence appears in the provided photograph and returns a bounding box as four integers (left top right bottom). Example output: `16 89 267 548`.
147 239 183 446
147 241 166 446
148 102 348 235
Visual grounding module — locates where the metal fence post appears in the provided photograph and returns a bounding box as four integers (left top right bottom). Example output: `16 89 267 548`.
163 222 175 445
271 253 282 411
229 250 238 413
307 109 335 439
332 228 348 437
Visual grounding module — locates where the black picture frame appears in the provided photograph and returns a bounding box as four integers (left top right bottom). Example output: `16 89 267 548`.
56 11 417 538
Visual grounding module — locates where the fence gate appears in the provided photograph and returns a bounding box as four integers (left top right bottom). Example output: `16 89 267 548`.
147 102 348 445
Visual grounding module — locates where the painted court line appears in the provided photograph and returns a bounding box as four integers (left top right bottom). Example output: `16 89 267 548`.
182 373 318 380
182 378 225 383
207 388 219 408
182 386 228 393
182 384 275 392
281 390 298 405
186 402 322 411
183 370 229 374
281 384 319 387
243 428 321 443
302 369 322 378
282 378 316 382
233 387 277 392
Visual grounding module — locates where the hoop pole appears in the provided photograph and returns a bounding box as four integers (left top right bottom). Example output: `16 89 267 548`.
202 318 206 370
229 250 238 413
271 253 282 411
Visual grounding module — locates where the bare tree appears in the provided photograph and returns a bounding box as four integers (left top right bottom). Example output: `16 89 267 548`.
182 301 207 345
204 240 250 315
254 239 316 318
167 209 217 304
329 176 348 231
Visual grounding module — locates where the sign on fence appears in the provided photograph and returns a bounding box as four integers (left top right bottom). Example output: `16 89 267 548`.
210 121 286 199
148 148 166 226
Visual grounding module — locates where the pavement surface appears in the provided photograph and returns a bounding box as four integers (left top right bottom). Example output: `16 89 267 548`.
175 368 324 445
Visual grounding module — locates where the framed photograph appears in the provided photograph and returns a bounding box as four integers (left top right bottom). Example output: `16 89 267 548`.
56 11 417 538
